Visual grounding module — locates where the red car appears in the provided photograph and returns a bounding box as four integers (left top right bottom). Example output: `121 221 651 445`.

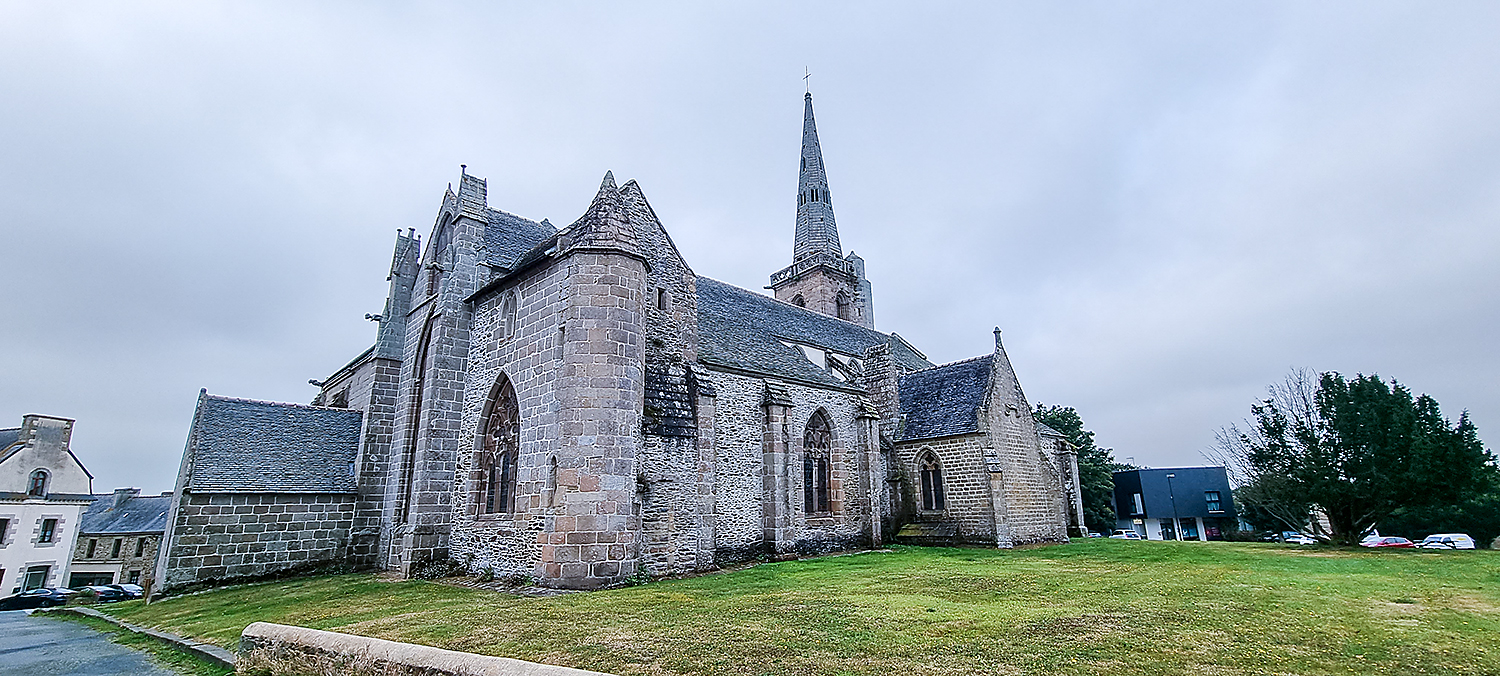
1362 536 1415 548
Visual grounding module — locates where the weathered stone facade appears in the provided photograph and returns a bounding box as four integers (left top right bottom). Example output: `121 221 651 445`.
160 493 356 589
160 93 1079 592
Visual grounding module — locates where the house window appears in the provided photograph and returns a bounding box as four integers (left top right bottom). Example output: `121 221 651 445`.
111 539 122 558
134 538 145 557
128 570 141 584
477 374 520 514
1132 492 1144 516
86 539 97 558
803 411 832 514
919 452 945 511
1205 491 1223 512
0 518 8 543
22 566 48 591
27 470 48 497
38 519 57 544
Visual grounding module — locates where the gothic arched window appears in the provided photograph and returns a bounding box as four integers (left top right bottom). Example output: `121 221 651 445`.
27 469 48 497
836 291 853 321
919 451 945 511
426 219 453 297
791 294 806 308
803 411 832 514
477 374 520 514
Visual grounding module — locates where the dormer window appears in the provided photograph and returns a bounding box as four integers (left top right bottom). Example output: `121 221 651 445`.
27 469 47 497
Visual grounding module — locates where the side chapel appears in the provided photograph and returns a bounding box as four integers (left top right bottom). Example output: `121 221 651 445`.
158 93 1083 592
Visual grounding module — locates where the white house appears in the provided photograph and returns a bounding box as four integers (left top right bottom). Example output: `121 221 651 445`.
0 414 94 593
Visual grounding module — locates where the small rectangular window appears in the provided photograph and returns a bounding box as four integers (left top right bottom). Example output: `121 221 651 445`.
111 539 122 558
1132 493 1144 516
0 518 9 543
86 538 97 558
39 519 57 544
134 539 145 557
1205 491 1223 512
128 570 141 584
657 288 668 311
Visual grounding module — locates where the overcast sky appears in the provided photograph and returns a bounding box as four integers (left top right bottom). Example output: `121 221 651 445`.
3 3 1497 493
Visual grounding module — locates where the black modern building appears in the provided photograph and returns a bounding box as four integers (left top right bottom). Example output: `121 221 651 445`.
1112 467 1237 540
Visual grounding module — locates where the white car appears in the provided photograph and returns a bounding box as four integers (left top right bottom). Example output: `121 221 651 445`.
1417 533 1476 550
1108 529 1142 540
1281 532 1318 545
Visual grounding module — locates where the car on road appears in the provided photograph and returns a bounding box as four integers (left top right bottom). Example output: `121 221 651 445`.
1361 536 1415 548
0 588 75 610
1108 529 1142 540
1418 533 1476 550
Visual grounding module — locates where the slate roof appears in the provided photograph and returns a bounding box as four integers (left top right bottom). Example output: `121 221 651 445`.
483 208 556 270
695 276 932 390
1036 422 1066 439
0 427 19 452
80 493 171 535
897 356 993 442
187 395 362 493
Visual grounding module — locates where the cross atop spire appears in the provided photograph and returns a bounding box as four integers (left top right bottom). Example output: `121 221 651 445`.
794 92 841 261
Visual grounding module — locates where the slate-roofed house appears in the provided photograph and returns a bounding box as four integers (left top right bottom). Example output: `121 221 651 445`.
157 393 363 592
161 91 1079 592
68 488 171 588
0 414 94 593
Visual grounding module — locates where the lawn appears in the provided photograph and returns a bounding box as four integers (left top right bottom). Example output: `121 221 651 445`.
102 540 1497 676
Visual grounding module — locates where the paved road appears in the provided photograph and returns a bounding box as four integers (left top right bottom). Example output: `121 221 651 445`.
0 609 176 676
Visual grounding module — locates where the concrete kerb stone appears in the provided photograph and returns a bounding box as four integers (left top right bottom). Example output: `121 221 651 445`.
43 606 238 670
239 622 615 676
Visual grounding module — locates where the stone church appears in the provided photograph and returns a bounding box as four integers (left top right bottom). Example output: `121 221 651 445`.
157 94 1083 592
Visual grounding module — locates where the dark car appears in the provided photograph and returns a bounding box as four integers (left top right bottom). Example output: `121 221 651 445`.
82 585 129 603
0 588 75 611
1361 536 1415 548
106 584 144 600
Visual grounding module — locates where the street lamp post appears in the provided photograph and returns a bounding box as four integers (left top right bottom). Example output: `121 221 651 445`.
1166 473 1181 541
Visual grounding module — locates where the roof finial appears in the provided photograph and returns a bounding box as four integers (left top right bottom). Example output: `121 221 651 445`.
994 327 1004 350
460 164 467 175
803 66 811 94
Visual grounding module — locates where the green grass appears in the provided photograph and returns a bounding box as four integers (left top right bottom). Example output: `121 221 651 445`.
101 540 1498 676
49 611 234 676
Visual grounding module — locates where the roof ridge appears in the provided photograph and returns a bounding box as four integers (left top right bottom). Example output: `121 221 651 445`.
904 353 992 375
203 394 360 413
697 275 887 336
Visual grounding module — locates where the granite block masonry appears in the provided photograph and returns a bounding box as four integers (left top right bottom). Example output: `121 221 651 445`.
159 93 1080 593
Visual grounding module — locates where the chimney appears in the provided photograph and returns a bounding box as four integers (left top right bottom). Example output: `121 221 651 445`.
113 487 140 509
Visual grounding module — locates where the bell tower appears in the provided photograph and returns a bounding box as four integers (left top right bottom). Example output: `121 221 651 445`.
769 92 874 329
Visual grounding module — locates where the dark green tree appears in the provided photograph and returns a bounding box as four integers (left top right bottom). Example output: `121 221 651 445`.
1034 404 1119 535
1214 370 1494 545
1380 464 1500 548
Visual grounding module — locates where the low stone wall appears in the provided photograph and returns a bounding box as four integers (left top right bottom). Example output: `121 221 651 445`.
239 622 613 676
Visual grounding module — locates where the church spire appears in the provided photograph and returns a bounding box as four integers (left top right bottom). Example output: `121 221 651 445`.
794 92 841 261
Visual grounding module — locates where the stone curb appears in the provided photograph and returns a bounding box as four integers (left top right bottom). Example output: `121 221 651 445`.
42 606 238 670
241 621 615 675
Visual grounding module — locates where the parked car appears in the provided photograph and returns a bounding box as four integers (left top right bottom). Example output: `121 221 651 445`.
1281 532 1318 545
1087 532 1104 538
1361 536 1415 548
1108 529 1142 540
82 586 129 603
0 588 75 611
1418 533 1476 550
107 584 144 599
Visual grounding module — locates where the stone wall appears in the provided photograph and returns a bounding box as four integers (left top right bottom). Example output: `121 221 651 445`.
707 369 874 563
982 340 1069 546
71 533 160 585
159 492 356 593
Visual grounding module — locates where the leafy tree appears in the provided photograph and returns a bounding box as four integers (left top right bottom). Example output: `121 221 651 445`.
1380 464 1500 548
1214 370 1494 545
1034 404 1119 535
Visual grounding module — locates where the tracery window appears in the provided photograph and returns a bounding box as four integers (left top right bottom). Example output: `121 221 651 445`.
27 470 47 497
836 291 853 321
803 411 832 514
919 452 945 511
477 375 520 514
